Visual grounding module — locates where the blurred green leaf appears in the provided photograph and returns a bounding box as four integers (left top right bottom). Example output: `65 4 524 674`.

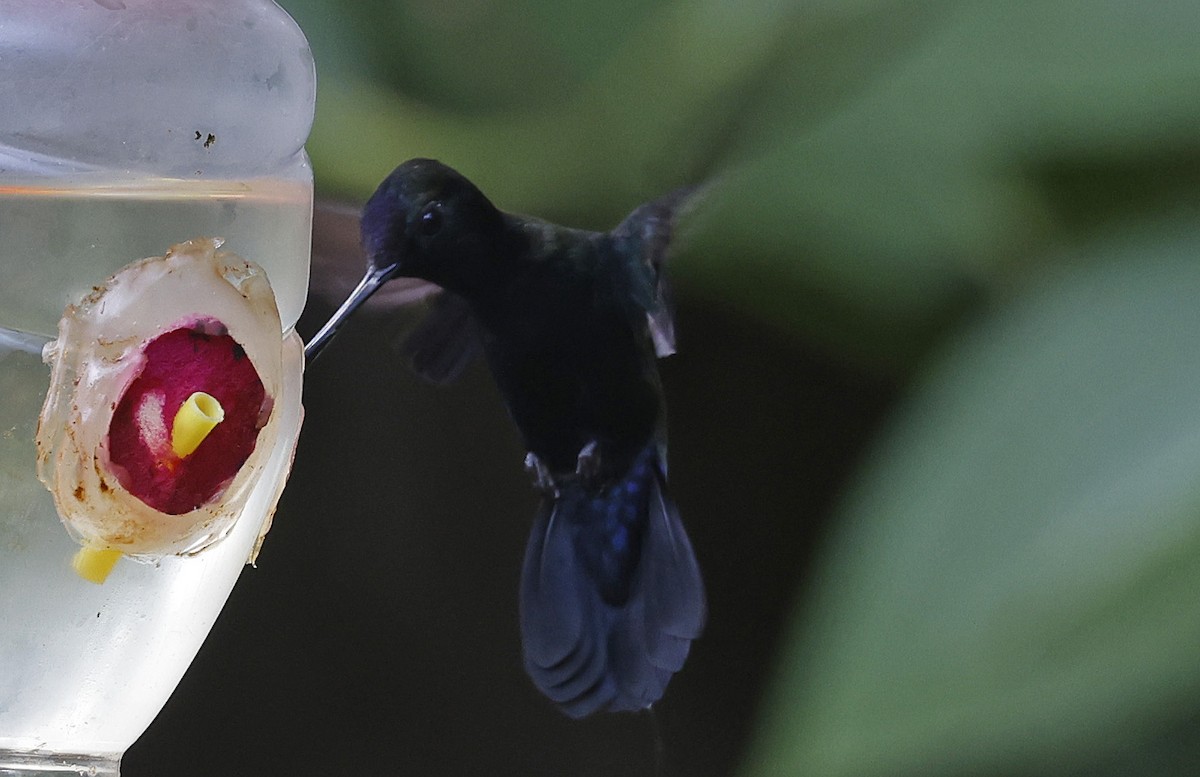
741 218 1200 777
681 0 1200 364
298 0 909 212
282 0 673 110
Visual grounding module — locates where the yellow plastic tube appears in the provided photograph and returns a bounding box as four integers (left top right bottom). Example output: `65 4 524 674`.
171 391 225 458
73 546 122 584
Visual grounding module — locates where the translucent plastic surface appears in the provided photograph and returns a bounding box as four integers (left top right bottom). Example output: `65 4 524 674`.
0 333 305 757
0 0 316 335
0 0 316 180
0 179 312 342
0 0 315 768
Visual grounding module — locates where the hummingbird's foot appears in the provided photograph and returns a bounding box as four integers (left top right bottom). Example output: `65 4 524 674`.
575 440 602 488
524 452 559 497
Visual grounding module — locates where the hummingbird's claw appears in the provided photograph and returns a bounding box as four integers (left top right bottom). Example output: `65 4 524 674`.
524 452 558 497
575 440 602 488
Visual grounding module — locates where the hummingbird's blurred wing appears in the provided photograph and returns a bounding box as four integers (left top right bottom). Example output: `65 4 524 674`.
309 201 442 313
613 186 702 358
646 281 676 359
309 201 476 371
397 291 483 385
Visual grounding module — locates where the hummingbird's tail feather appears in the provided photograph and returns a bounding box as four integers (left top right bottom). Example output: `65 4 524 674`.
519 446 705 717
519 499 615 717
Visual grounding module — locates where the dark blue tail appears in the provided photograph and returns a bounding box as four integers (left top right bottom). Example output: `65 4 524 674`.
519 445 705 717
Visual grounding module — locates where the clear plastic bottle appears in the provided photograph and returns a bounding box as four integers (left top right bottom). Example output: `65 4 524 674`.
0 2 315 773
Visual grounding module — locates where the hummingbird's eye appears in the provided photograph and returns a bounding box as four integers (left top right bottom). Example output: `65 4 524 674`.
418 203 443 236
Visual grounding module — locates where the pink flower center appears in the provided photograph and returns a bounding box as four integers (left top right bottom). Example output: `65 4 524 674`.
106 320 268 515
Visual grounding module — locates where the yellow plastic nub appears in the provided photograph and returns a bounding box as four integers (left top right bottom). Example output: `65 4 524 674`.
171 391 225 458
73 547 122 584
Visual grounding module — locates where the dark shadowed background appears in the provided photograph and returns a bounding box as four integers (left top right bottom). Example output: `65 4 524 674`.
126 2 1200 775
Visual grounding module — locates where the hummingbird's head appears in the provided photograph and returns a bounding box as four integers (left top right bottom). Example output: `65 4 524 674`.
304 159 508 362
360 158 506 294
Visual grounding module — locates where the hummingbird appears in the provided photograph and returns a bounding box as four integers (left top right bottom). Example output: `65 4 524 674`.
306 159 705 717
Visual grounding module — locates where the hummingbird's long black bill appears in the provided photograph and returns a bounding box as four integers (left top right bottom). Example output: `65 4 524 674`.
303 267 392 363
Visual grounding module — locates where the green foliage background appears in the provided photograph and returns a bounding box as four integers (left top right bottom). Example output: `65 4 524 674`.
279 1 1200 774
